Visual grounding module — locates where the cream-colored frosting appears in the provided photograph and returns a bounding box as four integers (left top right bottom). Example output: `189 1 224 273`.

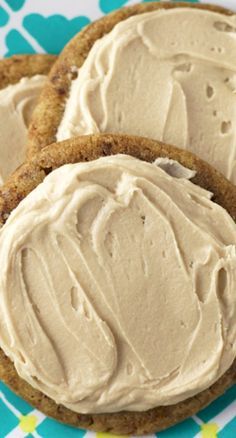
57 8 236 184
0 154 235 413
0 75 46 184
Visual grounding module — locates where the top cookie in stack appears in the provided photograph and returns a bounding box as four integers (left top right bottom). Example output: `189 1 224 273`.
27 2 236 184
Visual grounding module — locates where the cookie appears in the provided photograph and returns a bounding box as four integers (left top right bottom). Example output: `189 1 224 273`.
0 133 235 435
0 54 55 184
26 2 234 163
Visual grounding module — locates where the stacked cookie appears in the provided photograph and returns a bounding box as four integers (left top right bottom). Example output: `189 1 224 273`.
0 2 235 435
0 54 55 184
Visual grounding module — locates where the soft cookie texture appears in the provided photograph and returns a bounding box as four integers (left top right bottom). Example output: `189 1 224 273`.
0 54 55 183
0 54 56 90
26 2 236 184
0 134 235 435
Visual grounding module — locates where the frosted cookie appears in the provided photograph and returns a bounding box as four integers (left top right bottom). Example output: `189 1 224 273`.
27 3 236 183
0 54 55 184
0 134 235 435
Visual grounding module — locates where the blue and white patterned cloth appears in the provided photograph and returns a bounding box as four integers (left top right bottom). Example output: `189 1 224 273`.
0 0 235 436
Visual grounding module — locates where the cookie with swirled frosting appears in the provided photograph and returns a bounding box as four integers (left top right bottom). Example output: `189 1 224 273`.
26 2 236 184
0 134 235 435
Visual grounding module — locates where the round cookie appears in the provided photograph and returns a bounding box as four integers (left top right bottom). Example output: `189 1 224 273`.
0 133 235 435
27 2 234 157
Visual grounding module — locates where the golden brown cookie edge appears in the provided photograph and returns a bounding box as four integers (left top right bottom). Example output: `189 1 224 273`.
0 54 56 90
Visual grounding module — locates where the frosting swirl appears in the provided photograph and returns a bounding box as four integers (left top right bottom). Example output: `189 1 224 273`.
0 155 235 413
57 8 236 184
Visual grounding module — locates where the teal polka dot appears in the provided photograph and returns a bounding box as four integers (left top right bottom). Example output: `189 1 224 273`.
0 6 9 27
23 14 90 54
5 29 35 57
99 0 129 14
4 0 26 12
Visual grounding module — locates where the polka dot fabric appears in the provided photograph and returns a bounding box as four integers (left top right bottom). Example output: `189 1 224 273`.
0 1 235 437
